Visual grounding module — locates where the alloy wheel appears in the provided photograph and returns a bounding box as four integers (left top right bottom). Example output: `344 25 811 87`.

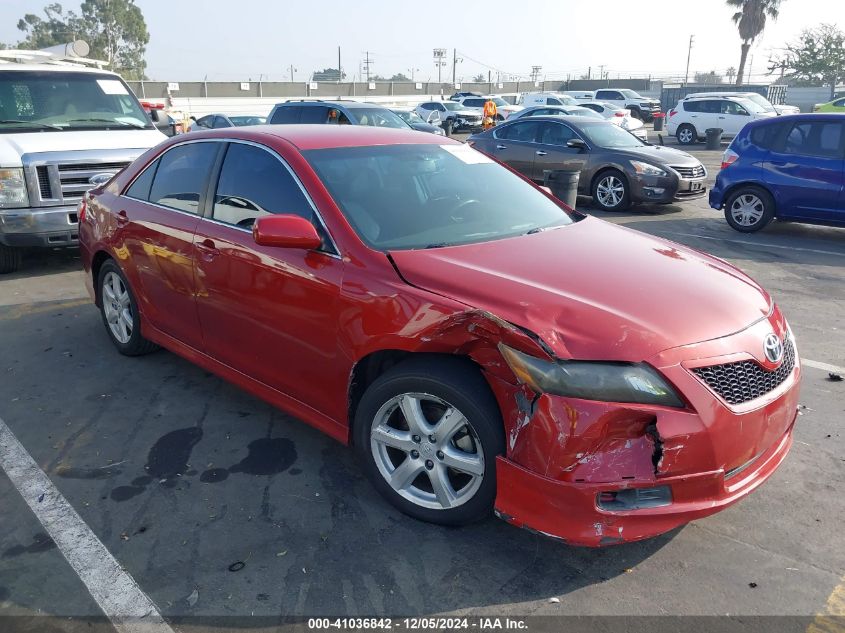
730 194 765 227
596 175 625 208
370 392 485 510
678 127 694 144
102 271 133 344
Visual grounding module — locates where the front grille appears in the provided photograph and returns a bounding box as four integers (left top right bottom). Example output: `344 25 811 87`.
36 165 53 199
55 161 129 201
672 165 706 179
692 339 796 405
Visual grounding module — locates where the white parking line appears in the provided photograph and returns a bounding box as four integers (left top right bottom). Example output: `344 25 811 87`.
0 416 174 633
655 231 845 258
801 358 845 375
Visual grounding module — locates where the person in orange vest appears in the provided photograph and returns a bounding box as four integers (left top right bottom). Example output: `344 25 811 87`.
482 97 498 130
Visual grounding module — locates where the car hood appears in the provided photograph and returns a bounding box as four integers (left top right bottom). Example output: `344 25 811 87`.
389 218 771 361
0 129 166 166
604 144 701 167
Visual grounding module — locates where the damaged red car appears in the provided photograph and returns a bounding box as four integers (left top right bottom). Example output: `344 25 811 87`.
78 125 801 546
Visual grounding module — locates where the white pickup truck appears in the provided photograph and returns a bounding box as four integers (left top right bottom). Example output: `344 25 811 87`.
0 50 168 273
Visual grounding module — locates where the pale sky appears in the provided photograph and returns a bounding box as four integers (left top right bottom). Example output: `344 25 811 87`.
1 0 843 83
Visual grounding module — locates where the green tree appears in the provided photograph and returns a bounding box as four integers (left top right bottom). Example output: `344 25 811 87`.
770 24 845 97
16 1 149 79
388 72 410 81
726 0 783 85
694 70 723 84
472 73 486 82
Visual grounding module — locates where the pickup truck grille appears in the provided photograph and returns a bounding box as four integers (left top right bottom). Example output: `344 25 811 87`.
34 159 130 204
672 165 706 179
691 339 796 405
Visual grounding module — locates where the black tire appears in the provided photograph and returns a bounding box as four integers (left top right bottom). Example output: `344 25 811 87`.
591 169 631 211
629 108 643 121
354 356 504 526
724 186 775 233
97 259 159 356
676 123 697 145
0 244 22 274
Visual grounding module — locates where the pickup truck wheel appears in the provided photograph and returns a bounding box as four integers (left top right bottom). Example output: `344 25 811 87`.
98 260 159 356
0 244 22 274
354 356 504 526
724 186 775 233
629 108 642 121
677 124 697 145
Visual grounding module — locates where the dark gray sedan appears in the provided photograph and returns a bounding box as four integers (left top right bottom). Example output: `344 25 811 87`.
468 116 707 211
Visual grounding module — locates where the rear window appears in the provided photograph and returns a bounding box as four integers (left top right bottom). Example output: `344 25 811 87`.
749 123 784 150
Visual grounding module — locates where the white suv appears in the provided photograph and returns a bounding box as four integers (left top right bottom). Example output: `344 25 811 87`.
667 96 777 145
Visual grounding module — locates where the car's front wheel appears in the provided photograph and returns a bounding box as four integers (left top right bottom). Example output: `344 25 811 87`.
677 124 697 145
98 260 159 356
724 186 775 232
355 357 504 526
592 170 631 211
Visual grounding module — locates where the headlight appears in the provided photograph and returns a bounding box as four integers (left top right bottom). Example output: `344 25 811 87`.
0 168 29 208
630 161 667 177
499 344 684 407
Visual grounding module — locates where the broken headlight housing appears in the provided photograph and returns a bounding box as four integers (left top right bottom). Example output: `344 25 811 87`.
499 344 684 408
0 168 29 208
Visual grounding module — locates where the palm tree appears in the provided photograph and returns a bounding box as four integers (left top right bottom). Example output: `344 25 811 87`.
726 0 783 85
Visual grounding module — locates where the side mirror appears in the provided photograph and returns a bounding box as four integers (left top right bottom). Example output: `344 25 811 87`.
566 138 587 150
253 214 322 250
426 111 442 125
149 109 174 135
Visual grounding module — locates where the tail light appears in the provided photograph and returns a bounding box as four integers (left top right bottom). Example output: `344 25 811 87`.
78 197 87 223
669 109 677 118
721 148 739 170
614 112 625 117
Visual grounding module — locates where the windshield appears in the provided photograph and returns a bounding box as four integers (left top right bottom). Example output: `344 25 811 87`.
229 115 266 126
394 110 424 124
442 102 464 112
0 70 152 132
580 122 646 148
620 90 645 99
305 144 573 250
350 108 409 128
492 97 509 107
738 95 772 113
568 107 604 120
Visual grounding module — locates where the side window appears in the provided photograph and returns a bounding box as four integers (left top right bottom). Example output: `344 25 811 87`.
269 106 301 124
539 122 576 146
299 106 330 124
436 104 447 112
195 115 213 128
750 123 784 150
213 143 315 229
464 99 484 108
722 101 748 115
783 122 844 158
701 100 721 113
582 104 601 112
419 103 433 111
125 159 158 201
211 116 231 129
546 98 562 106
683 101 700 113
834 98 845 107
148 142 218 214
497 121 540 142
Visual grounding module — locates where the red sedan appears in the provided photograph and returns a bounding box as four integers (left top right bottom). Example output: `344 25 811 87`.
78 125 800 546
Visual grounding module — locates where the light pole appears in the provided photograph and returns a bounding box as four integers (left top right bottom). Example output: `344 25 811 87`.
433 48 447 84
684 35 694 85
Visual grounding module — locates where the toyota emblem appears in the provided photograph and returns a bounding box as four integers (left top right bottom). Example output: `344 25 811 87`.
763 333 784 364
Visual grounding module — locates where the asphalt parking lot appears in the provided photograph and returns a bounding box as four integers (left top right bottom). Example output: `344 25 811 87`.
0 127 843 631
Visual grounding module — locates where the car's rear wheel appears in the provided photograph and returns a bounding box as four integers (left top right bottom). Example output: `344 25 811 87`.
98 260 159 356
592 170 631 211
354 357 504 526
724 186 775 233
629 108 642 121
677 124 697 145
0 244 22 274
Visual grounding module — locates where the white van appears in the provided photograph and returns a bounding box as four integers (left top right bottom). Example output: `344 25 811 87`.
518 92 579 108
0 49 168 272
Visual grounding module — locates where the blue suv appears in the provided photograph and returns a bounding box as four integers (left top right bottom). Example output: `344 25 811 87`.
709 114 844 232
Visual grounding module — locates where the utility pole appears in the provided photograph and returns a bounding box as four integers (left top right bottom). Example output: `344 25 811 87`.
289 65 296 82
684 35 694 85
598 64 606 81
587 66 591 80
452 48 457 85
337 46 342 82
530 65 542 84
433 48 447 84
363 51 373 82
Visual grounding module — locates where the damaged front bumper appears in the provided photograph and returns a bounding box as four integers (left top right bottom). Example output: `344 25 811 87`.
487 314 801 547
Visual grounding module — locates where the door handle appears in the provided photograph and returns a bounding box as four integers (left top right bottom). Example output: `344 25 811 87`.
196 238 219 259
535 150 548 156
116 210 129 227
718 116 726 119
496 144 507 150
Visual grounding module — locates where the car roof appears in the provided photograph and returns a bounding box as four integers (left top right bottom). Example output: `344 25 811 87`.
183 124 456 151
274 100 382 109
750 113 842 124
684 94 749 101
0 63 120 76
